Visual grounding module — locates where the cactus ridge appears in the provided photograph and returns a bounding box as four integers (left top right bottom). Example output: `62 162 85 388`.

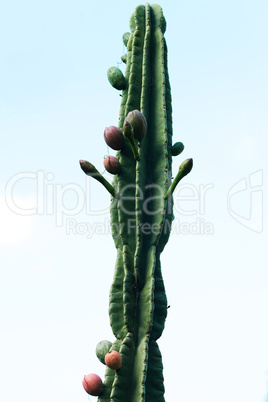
80 3 193 401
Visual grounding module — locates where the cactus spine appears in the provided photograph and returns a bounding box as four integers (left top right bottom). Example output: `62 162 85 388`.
80 3 192 401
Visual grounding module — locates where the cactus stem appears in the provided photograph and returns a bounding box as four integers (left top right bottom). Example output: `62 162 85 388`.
79 160 120 199
123 121 140 161
80 5 193 400
164 158 193 200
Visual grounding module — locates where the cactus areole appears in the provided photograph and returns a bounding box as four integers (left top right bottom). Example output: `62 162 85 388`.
80 3 193 401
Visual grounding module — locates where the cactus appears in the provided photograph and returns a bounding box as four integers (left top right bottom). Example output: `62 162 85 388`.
80 3 193 401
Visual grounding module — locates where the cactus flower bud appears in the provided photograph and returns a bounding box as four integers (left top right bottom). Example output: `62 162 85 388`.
179 158 193 175
104 126 125 150
123 120 132 138
123 121 140 161
125 110 147 141
164 158 193 200
79 160 98 176
104 156 121 174
79 160 119 199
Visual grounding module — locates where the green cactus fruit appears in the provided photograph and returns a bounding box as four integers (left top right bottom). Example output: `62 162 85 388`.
103 156 121 174
125 109 147 141
171 141 184 156
107 67 126 90
104 126 125 150
96 340 113 365
122 32 131 47
121 54 127 64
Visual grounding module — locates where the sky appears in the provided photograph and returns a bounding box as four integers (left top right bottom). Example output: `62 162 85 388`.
0 0 267 401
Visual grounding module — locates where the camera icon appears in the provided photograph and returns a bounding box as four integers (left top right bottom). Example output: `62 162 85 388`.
227 170 263 233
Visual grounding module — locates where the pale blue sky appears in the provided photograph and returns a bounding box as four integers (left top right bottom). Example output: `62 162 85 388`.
0 1 268 401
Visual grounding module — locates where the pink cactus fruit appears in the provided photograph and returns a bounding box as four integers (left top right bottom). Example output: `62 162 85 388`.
104 126 125 150
82 373 104 396
105 350 122 370
103 155 121 174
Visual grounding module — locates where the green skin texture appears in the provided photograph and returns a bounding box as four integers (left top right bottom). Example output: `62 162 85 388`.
98 4 172 401
81 3 191 401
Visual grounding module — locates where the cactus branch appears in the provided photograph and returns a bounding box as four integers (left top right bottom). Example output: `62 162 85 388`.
79 160 119 199
164 158 193 200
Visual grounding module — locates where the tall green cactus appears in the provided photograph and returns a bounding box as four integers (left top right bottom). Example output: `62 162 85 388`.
80 3 192 401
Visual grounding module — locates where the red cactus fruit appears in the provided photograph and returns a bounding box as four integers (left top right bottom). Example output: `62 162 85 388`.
103 155 121 174
104 126 125 150
82 373 104 396
105 350 122 370
125 109 147 140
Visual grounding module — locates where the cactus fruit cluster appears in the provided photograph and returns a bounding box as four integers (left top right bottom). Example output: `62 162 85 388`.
80 3 193 401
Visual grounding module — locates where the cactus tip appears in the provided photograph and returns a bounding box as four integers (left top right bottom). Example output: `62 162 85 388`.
79 160 96 175
164 158 193 200
180 158 193 175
